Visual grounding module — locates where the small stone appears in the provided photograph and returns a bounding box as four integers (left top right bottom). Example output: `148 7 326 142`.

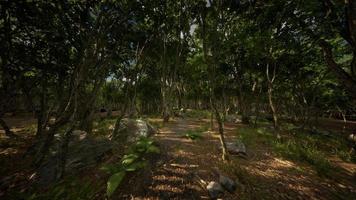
72 130 88 141
219 175 236 193
207 181 224 199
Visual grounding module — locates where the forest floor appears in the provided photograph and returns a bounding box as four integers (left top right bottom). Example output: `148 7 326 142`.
1 114 356 199
117 118 356 199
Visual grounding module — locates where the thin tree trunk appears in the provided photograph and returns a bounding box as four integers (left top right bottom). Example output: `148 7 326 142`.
212 99 229 161
57 124 75 179
111 84 130 137
266 62 279 132
0 118 16 137
209 98 214 130
267 83 278 130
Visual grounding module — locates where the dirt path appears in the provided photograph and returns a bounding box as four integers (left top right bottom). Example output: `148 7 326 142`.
119 118 356 200
1 116 355 199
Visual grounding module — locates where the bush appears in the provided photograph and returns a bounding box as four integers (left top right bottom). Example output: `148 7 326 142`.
100 138 159 197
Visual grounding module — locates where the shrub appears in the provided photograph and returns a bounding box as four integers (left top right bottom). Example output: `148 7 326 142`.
101 138 159 197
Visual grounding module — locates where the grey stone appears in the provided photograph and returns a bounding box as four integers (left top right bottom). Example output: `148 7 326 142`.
111 119 157 143
348 134 356 142
37 133 113 185
225 115 237 123
207 181 224 199
71 130 88 141
219 175 236 193
223 140 246 156
36 119 157 185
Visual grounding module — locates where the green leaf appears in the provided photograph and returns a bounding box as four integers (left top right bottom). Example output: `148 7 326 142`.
100 163 121 174
146 145 160 154
124 160 147 172
121 153 139 166
107 171 126 197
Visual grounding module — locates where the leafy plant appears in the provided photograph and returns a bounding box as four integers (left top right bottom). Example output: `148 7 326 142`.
185 130 202 140
101 138 160 197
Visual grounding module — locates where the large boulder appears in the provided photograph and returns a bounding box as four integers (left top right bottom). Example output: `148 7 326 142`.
36 119 157 185
110 119 157 143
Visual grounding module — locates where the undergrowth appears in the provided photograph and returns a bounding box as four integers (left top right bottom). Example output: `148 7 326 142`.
100 137 160 197
185 130 203 140
10 177 100 200
184 125 209 140
237 126 354 177
184 109 211 119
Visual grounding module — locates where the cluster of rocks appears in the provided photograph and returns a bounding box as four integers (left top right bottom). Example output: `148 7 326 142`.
36 119 157 185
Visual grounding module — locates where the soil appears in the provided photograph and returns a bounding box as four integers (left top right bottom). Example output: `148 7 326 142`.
116 118 356 199
1 115 356 199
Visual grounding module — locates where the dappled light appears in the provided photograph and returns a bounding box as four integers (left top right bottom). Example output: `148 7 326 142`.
1 0 356 199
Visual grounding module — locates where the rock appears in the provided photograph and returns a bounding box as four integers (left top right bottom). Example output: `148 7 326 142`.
111 119 157 143
37 135 112 185
348 134 356 142
206 181 224 199
72 130 88 141
223 140 246 156
108 124 115 130
225 115 237 123
219 175 236 193
36 119 157 186
235 118 242 123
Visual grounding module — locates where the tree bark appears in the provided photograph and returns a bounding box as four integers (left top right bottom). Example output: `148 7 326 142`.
211 99 229 161
57 124 75 179
266 62 279 133
0 118 16 137
319 40 356 99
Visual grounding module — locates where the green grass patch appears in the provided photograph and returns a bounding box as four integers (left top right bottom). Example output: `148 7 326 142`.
93 117 116 136
10 177 100 200
184 130 203 140
23 124 37 135
148 120 164 129
273 140 334 176
236 126 351 177
184 109 211 119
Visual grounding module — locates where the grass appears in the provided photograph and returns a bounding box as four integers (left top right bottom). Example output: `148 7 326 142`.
184 130 203 140
93 117 117 136
236 125 354 177
183 109 211 119
184 125 209 140
9 177 101 200
148 120 164 129
273 140 334 176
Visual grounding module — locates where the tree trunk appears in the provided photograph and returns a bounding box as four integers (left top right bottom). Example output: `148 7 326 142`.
267 83 278 130
161 88 170 123
209 98 214 130
266 62 279 132
0 118 16 137
57 124 75 179
212 100 229 161
319 40 356 99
